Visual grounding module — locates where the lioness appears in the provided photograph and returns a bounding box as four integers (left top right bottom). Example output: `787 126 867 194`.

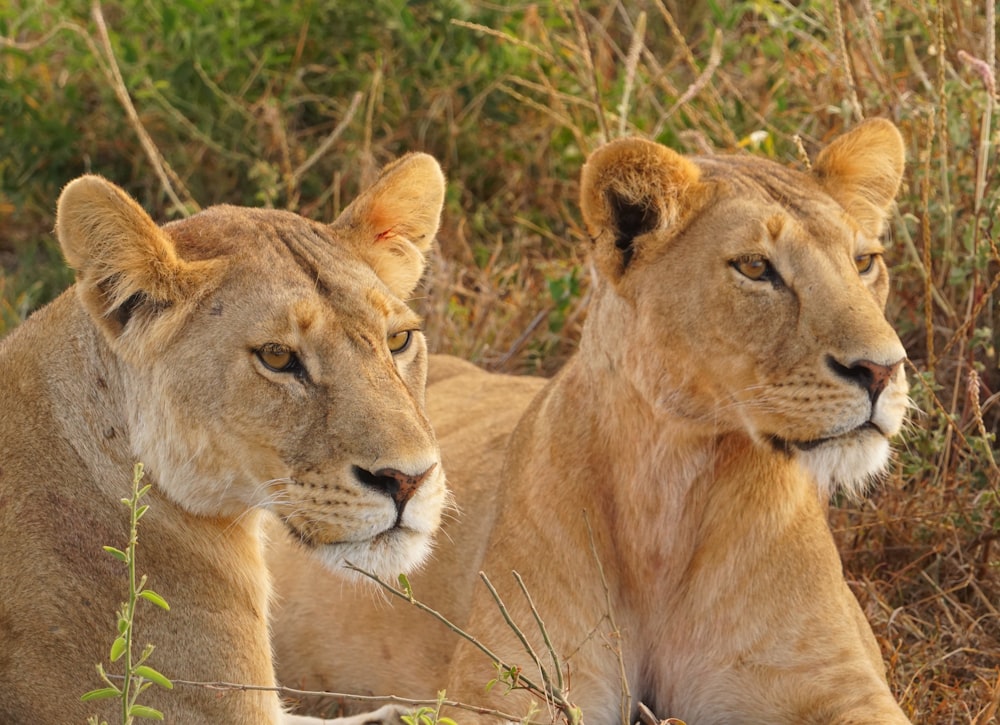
0 154 448 723
269 120 912 723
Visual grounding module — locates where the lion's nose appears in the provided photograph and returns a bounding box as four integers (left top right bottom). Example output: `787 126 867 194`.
827 356 903 403
353 464 436 512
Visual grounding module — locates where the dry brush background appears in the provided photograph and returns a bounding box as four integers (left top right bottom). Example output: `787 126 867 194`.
1 1 998 722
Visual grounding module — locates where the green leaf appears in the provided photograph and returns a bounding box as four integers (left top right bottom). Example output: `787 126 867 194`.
110 634 127 662
139 589 170 611
102 546 128 562
118 616 129 634
398 572 413 601
134 665 173 690
128 704 164 720
136 504 150 520
80 687 120 702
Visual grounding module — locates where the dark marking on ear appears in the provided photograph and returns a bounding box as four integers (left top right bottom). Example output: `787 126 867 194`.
105 290 171 330
608 191 658 270
210 301 224 316
114 292 147 329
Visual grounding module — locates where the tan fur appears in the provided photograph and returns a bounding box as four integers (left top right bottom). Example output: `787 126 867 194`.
269 120 913 724
0 154 447 724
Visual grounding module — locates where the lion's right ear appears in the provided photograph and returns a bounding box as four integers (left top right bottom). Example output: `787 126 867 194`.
580 138 706 283
813 119 905 238
56 176 218 341
331 153 445 299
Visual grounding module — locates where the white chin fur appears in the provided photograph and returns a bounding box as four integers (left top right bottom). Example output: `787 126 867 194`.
799 433 891 500
313 528 434 580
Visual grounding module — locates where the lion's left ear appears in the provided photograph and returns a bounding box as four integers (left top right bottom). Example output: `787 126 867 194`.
580 137 706 283
813 118 905 238
332 153 445 299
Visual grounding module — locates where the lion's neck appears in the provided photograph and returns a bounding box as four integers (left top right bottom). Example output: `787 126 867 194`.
540 344 805 603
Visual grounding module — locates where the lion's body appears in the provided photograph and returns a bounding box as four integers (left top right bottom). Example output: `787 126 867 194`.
270 121 912 723
0 154 446 723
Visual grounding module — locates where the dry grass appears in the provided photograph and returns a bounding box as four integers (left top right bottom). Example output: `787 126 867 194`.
1 0 998 721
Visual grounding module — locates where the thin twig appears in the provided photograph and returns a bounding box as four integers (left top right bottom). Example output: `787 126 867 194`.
650 29 722 140
891 207 956 320
479 571 561 710
291 91 363 188
91 1 198 216
957 50 996 215
347 563 582 724
450 19 555 63
570 0 609 143
919 109 936 373
512 571 565 694
832 0 864 122
102 674 528 722
616 11 646 139
345 565 533 685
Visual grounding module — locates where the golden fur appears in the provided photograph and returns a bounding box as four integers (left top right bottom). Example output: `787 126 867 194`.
269 120 912 724
0 154 447 723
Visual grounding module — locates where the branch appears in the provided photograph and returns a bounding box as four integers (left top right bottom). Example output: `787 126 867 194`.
91 1 199 217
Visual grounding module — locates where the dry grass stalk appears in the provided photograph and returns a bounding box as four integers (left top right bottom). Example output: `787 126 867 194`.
91 1 198 216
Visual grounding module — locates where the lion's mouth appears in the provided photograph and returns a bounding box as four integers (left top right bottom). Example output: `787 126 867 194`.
283 519 410 550
769 421 883 454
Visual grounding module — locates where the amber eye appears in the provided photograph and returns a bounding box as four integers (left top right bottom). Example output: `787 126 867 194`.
387 330 412 354
256 344 297 372
733 256 771 281
854 253 876 274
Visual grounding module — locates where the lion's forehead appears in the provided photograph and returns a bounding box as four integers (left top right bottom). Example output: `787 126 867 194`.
696 156 853 235
166 206 402 307
164 206 371 277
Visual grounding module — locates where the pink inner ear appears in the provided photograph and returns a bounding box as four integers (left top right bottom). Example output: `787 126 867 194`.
374 227 398 243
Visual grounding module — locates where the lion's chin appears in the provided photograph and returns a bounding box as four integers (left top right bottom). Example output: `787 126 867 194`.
773 425 892 499
310 528 435 581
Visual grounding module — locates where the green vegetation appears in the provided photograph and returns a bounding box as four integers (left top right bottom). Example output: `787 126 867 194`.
82 463 173 724
2 1 997 721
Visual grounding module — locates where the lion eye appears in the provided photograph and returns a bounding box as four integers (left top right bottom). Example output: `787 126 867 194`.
387 330 412 355
732 256 772 282
854 253 876 274
256 345 298 372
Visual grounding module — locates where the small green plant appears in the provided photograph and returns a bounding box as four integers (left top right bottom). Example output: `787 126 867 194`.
400 690 459 725
82 463 173 724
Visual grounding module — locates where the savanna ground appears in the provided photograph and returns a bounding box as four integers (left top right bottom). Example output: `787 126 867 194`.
0 1 997 722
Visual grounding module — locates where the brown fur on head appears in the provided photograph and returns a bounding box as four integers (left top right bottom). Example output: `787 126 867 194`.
267 121 912 725
0 153 447 723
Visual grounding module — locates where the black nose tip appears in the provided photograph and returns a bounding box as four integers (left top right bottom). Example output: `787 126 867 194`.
353 464 436 510
827 356 902 403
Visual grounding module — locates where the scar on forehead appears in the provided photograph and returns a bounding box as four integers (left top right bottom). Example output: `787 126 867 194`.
293 299 322 333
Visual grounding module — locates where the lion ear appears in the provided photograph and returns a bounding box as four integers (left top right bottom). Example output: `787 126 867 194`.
813 118 905 238
580 138 704 282
332 153 445 299
56 175 218 341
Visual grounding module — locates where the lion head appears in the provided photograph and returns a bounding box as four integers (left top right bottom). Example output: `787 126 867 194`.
579 119 908 497
53 153 449 576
